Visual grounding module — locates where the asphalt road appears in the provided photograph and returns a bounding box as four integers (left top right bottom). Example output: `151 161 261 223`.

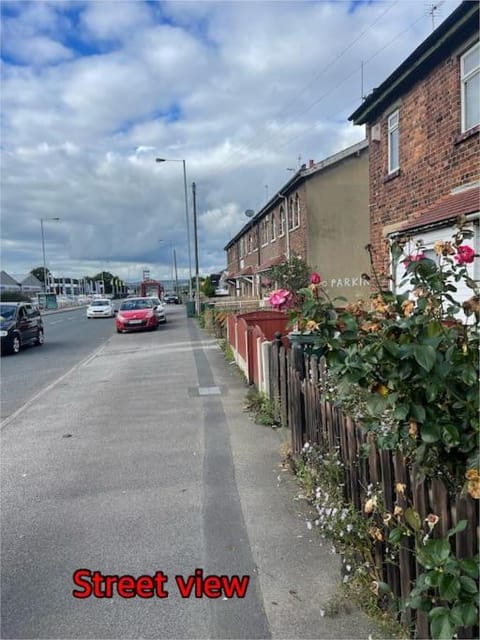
0 307 117 421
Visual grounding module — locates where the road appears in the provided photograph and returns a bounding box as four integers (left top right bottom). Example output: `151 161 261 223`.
1 307 117 421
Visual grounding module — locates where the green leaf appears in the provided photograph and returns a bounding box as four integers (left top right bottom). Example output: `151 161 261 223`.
388 528 404 544
393 404 409 420
404 507 422 532
413 345 437 372
459 602 478 626
421 422 442 443
459 558 478 578
430 611 454 640
410 404 426 423
459 575 478 594
439 574 461 600
446 520 467 537
442 424 460 448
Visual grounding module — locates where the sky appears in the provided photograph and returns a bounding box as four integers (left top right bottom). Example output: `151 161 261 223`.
0 0 462 284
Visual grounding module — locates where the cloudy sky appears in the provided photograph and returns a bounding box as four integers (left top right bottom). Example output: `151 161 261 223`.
1 0 461 284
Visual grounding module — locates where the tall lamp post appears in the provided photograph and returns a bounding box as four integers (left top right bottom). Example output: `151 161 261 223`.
155 158 193 301
40 217 60 293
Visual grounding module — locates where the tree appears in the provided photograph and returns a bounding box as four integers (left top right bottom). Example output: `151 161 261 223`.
92 271 114 294
30 266 50 284
268 254 311 293
202 276 216 298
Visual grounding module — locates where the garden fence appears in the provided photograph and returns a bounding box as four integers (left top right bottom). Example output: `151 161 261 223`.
269 335 479 639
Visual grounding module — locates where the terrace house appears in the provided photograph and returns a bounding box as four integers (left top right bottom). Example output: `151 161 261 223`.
349 1 479 299
225 139 370 303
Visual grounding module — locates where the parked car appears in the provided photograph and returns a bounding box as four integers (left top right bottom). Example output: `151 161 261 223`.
115 298 159 333
0 302 44 355
86 299 115 318
165 293 179 304
146 297 167 323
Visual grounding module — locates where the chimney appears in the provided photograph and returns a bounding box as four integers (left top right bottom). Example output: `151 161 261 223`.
309 159 315 168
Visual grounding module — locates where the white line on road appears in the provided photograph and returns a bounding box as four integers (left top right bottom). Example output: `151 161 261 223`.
1 342 108 431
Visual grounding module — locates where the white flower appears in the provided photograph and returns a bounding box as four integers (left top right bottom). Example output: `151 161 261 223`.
306 521 312 530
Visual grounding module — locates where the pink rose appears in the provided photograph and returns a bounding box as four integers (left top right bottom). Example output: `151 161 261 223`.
310 272 321 284
454 245 476 265
403 253 425 268
268 289 294 310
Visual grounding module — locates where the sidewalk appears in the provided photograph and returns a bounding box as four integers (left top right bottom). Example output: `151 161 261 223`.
198 321 376 640
1 310 377 639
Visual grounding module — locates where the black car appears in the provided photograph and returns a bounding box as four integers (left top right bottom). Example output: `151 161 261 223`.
165 294 179 304
0 302 44 355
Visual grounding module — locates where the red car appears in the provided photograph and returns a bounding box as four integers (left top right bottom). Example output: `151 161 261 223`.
116 298 159 333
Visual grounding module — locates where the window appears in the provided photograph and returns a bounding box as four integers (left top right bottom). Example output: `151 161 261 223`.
293 194 301 228
461 42 480 132
279 206 285 236
271 213 276 241
388 110 399 174
288 197 294 230
261 218 269 246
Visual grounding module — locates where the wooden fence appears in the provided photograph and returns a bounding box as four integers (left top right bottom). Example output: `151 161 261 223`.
269 335 479 639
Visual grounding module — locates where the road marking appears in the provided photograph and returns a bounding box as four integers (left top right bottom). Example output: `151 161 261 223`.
0 342 108 431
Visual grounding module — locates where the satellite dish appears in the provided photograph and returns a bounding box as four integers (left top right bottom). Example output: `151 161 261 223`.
245 209 255 218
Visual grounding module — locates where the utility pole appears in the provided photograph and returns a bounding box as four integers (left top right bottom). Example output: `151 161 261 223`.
192 182 201 314
173 248 179 297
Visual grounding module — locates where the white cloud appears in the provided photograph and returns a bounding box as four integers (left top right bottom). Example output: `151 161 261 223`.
0 0 462 282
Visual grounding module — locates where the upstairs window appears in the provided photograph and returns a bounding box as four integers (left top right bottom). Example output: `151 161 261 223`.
271 213 276 241
288 197 294 230
279 206 285 236
293 194 301 228
461 41 480 132
388 110 399 174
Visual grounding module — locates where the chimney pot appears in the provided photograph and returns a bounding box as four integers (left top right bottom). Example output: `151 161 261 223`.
309 159 314 168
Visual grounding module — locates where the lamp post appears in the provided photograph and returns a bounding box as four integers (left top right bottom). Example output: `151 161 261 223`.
155 158 193 301
40 217 60 293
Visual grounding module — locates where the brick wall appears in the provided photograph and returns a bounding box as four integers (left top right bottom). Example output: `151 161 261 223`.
368 45 480 275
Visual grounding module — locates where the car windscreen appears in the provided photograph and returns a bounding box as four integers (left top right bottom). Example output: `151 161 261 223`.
91 300 110 306
0 305 17 320
120 300 152 310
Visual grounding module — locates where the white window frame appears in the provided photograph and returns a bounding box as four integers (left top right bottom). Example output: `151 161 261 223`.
271 213 276 242
288 197 294 231
279 206 285 237
393 223 479 322
387 110 399 174
261 218 269 247
293 194 301 228
461 41 480 133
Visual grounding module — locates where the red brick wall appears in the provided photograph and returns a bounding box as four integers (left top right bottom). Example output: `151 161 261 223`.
368 45 480 275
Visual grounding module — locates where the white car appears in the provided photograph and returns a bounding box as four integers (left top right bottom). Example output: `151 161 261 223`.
146 297 167 323
86 299 115 318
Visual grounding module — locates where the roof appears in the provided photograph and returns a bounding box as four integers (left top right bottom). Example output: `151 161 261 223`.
0 271 21 288
396 184 480 233
349 2 479 125
12 273 43 287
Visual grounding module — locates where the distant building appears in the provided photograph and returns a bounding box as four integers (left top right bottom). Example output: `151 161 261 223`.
225 140 370 302
12 273 43 294
0 271 21 291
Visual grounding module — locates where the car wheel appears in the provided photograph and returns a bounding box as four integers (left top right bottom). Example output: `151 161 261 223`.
11 334 21 354
116 328 122 333
35 329 45 346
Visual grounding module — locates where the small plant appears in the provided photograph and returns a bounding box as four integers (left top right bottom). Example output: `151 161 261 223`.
244 389 277 426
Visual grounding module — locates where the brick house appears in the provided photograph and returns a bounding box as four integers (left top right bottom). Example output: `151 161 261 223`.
225 139 370 302
349 1 479 299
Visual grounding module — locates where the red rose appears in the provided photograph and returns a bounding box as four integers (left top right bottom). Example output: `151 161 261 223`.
310 272 321 284
454 245 476 265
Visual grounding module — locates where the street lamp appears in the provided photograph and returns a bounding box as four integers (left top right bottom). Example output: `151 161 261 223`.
155 157 193 300
40 217 60 293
